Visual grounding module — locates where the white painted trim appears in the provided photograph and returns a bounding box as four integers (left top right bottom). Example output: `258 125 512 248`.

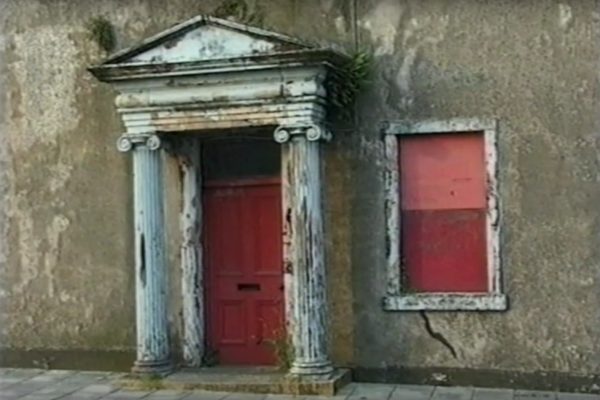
383 134 401 296
383 294 507 311
100 15 316 65
111 66 329 133
382 118 497 135
382 118 506 312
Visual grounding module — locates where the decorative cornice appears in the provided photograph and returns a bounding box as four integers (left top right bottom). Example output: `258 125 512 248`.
273 124 332 144
89 50 346 82
117 133 162 152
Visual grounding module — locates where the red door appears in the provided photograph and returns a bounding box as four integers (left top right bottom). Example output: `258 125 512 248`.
204 178 284 365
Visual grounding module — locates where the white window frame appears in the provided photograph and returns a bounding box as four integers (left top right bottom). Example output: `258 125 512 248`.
382 118 507 311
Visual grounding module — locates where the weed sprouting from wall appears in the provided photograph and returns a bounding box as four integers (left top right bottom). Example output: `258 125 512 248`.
265 329 294 371
212 0 264 27
88 17 116 53
327 50 373 121
213 0 248 20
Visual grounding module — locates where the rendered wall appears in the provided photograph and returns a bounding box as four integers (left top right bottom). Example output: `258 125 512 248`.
0 0 599 389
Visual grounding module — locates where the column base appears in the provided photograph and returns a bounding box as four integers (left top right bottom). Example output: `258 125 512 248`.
289 360 334 376
131 359 174 377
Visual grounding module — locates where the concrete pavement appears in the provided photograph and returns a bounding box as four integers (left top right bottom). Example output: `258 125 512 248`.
0 368 598 400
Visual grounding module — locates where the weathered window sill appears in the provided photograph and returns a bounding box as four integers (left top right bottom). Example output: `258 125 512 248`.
383 293 508 311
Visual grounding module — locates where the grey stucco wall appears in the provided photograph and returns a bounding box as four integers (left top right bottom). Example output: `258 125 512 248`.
352 0 600 380
1 0 599 382
0 0 226 361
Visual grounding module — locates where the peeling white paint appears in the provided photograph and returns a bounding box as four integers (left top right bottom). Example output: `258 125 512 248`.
178 138 204 368
279 124 333 375
132 25 282 64
111 16 311 65
117 133 172 374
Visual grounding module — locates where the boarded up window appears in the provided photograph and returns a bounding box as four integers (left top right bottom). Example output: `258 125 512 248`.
399 133 488 293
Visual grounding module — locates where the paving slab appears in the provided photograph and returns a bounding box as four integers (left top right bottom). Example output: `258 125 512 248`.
556 394 600 400
347 383 395 400
263 395 299 400
12 371 109 400
431 386 473 400
59 383 120 400
144 390 191 400
27 370 78 383
390 385 435 400
182 391 231 400
102 389 155 399
515 390 557 399
303 383 356 400
0 369 45 378
0 376 32 389
0 382 52 399
77 383 120 393
473 387 514 400
0 370 51 392
222 394 266 400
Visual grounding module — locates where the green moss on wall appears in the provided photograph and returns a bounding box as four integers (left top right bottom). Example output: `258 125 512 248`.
88 16 116 53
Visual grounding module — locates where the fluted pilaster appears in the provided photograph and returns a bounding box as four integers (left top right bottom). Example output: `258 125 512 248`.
118 133 172 375
275 124 333 376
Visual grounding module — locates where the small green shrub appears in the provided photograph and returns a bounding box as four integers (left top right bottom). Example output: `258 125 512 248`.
88 16 116 53
265 329 294 371
327 50 374 121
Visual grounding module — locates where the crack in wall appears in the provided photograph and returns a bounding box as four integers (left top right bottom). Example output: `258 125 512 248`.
419 311 457 359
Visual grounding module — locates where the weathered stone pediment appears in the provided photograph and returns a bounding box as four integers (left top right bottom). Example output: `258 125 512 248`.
102 15 314 65
89 15 348 131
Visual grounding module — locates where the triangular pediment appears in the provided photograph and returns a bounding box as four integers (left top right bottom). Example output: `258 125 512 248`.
102 15 315 65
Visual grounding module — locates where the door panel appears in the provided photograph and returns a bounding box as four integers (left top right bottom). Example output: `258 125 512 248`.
204 179 284 365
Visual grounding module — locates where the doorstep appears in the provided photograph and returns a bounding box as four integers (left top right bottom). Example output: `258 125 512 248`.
119 367 352 396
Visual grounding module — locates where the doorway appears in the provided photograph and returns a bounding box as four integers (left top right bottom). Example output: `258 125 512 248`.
202 137 284 365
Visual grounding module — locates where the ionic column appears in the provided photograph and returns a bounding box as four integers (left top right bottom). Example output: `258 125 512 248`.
177 139 204 367
117 133 172 375
274 124 333 376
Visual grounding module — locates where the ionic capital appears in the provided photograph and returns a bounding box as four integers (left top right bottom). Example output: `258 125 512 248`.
273 124 332 144
117 133 162 152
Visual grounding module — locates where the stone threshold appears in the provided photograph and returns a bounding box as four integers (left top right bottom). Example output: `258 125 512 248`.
119 367 352 396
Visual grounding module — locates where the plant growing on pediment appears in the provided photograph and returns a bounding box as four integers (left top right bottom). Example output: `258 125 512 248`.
212 0 264 26
88 16 116 53
327 50 374 121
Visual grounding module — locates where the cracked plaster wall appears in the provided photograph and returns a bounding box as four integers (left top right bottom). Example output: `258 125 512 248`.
0 0 353 367
0 0 599 379
352 0 600 378
0 0 227 358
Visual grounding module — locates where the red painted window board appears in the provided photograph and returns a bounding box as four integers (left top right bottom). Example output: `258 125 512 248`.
399 133 488 292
